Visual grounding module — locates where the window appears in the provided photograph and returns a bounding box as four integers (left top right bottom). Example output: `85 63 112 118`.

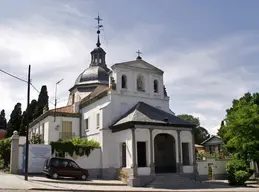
218 144 222 152
154 80 159 93
209 145 215 154
137 142 147 167
182 143 190 165
60 121 72 140
121 75 127 89
85 119 89 131
121 142 126 167
137 75 145 91
72 94 75 104
96 113 100 129
68 161 79 169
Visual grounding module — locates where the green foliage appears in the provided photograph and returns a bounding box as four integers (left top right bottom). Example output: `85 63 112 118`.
30 133 43 144
0 138 11 168
177 114 210 144
0 110 7 130
50 137 100 157
218 92 259 163
6 103 22 138
226 159 253 185
34 85 49 119
20 100 38 136
234 171 251 185
196 152 232 160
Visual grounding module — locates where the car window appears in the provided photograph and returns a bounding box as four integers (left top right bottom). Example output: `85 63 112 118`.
60 160 69 168
50 159 59 167
68 161 79 169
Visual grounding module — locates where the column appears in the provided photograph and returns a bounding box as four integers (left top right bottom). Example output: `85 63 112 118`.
149 128 155 174
177 130 182 173
10 131 19 174
131 128 137 178
192 129 198 180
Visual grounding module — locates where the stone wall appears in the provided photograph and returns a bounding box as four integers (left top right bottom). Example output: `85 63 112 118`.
196 158 230 181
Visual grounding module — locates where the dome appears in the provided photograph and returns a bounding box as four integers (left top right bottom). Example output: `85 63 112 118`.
74 66 110 86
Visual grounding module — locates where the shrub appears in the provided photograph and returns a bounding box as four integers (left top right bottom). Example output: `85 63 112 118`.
234 171 251 185
0 138 11 168
226 159 253 185
50 137 100 157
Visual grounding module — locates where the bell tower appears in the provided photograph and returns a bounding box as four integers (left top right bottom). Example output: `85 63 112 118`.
90 15 107 68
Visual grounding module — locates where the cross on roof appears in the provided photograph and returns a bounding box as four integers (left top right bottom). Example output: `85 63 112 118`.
95 14 103 31
136 50 142 57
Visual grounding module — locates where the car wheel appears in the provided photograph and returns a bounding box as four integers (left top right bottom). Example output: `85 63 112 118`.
52 172 59 179
81 174 87 180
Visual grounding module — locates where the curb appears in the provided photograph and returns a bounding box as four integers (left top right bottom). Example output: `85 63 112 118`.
32 179 127 186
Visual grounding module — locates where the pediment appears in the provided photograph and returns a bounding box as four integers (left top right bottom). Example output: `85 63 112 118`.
112 59 163 74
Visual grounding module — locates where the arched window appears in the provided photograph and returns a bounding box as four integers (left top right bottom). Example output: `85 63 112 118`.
121 75 127 89
154 80 159 93
137 75 144 91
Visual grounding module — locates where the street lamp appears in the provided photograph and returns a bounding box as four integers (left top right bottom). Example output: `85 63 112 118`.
54 79 63 122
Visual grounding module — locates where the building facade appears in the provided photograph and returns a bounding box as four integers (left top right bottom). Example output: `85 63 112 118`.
29 17 197 187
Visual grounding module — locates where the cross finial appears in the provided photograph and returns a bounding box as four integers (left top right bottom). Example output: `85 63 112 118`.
136 50 142 60
95 14 103 33
95 14 103 47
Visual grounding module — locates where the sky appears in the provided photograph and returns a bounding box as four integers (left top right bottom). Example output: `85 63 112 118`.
0 0 259 134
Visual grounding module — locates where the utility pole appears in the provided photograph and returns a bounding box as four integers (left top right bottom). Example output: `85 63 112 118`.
54 79 63 122
25 65 31 181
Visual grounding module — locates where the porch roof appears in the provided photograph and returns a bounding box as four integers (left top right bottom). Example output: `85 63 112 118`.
109 102 196 131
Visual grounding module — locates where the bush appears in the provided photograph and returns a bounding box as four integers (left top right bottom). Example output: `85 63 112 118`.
0 138 11 168
226 159 253 185
234 171 251 185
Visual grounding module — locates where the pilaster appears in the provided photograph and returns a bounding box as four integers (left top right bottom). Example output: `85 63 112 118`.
149 128 155 175
131 128 137 178
177 130 183 173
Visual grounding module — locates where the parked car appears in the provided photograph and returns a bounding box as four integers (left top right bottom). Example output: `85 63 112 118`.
43 157 89 180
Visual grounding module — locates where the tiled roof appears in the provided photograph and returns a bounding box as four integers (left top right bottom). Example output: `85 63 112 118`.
110 102 196 130
80 85 110 108
49 105 75 113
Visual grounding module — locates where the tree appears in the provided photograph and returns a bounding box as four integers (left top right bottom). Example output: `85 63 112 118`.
6 103 22 138
20 99 38 136
218 92 259 165
177 114 210 144
0 110 7 130
34 85 49 119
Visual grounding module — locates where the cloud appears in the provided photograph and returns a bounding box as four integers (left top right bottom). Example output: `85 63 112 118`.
1 1 259 136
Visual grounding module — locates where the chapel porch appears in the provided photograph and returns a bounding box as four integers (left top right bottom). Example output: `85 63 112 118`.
109 102 197 187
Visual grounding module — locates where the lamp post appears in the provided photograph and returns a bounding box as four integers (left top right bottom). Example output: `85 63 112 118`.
54 79 63 122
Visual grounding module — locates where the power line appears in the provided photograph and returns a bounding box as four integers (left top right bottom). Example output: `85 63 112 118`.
0 69 27 83
0 68 55 106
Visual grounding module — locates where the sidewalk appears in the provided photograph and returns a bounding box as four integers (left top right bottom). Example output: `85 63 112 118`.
1 173 259 192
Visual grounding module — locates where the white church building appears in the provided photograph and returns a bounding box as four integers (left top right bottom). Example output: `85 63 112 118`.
29 17 196 187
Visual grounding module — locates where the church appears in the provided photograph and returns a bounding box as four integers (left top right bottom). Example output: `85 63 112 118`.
29 16 196 187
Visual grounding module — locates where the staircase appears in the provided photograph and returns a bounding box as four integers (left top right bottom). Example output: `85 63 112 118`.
147 173 212 190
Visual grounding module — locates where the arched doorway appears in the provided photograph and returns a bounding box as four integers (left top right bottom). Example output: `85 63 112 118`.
154 133 176 173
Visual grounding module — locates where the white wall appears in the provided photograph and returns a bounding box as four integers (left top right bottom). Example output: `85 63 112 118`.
81 95 111 144
109 129 132 169
197 158 230 176
111 61 165 100
180 131 194 173
18 146 24 171
30 115 80 144
65 148 101 169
